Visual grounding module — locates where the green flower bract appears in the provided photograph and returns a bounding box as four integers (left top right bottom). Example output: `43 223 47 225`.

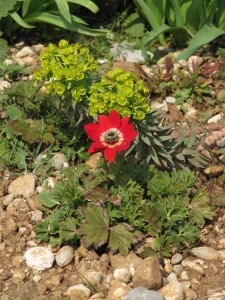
34 39 99 103
89 68 150 120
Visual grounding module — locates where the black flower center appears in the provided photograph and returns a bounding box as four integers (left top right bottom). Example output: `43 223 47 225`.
104 130 119 144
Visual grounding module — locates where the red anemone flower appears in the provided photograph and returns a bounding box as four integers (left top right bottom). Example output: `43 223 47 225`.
84 110 138 162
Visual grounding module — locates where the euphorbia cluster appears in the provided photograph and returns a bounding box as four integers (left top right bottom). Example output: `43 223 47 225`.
34 40 99 104
89 68 150 120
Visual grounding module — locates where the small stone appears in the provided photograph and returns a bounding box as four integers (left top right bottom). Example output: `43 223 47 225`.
133 256 163 289
8 174 36 198
55 245 74 267
64 284 91 300
182 260 204 274
203 165 225 177
12 255 24 266
183 103 197 120
37 283 48 295
151 100 168 112
33 274 42 283
123 287 164 300
4 59 14 66
3 194 14 206
191 247 221 260
26 195 42 210
31 210 43 222
207 113 224 124
173 265 183 277
15 41 25 47
106 280 131 300
113 268 131 283
219 155 225 164
83 270 102 286
164 263 173 274
89 292 105 299
167 272 178 282
219 239 225 248
45 274 63 289
24 247 55 271
14 46 35 58
185 288 198 300
166 96 176 104
171 253 183 265
8 198 30 213
6 217 18 233
180 271 190 281
0 81 11 91
86 152 102 168
217 138 225 148
159 282 185 300
0 242 6 251
12 268 26 281
52 153 68 169
180 281 191 290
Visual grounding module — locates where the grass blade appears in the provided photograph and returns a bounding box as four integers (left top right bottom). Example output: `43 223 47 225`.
55 0 71 23
9 12 35 28
24 12 108 35
169 0 185 27
68 0 99 13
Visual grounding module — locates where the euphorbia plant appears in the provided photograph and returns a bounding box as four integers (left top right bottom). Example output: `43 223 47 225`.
84 110 138 162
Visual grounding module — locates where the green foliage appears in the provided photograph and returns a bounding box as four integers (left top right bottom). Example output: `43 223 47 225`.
0 79 89 170
124 12 146 38
132 110 208 168
143 168 214 255
34 161 214 256
134 0 225 60
0 0 17 18
0 0 108 39
0 39 9 63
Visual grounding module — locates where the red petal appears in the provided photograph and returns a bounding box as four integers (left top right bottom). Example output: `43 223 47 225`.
103 147 117 162
99 110 121 131
121 124 138 141
120 116 130 130
115 141 131 152
88 141 105 153
84 123 102 142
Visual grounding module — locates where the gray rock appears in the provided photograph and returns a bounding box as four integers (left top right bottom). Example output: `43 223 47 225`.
0 80 11 91
106 280 131 300
171 253 183 265
185 288 197 300
123 287 164 300
83 270 102 286
8 174 36 198
113 268 131 283
173 264 183 277
191 247 221 261
64 284 91 300
133 256 163 289
165 96 176 104
159 282 185 300
110 42 153 63
55 245 74 267
14 46 35 58
167 272 178 282
182 260 204 274
207 113 224 124
24 247 55 271
52 152 68 169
